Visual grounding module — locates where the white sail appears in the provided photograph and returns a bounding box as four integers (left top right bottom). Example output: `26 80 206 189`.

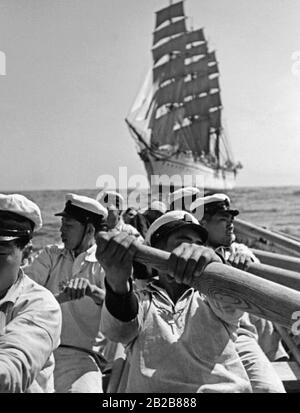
127 70 157 146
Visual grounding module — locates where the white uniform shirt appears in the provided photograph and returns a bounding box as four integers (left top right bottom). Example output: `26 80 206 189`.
0 270 61 393
101 282 252 393
26 244 107 354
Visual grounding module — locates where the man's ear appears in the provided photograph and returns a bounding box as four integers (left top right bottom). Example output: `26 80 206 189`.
200 218 208 229
87 223 95 236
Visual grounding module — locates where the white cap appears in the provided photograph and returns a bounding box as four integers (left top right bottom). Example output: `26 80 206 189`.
96 190 125 210
145 210 207 246
150 201 167 214
55 193 108 221
190 193 239 218
0 194 42 241
168 187 201 210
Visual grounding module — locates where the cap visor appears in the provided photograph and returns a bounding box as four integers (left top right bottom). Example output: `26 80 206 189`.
0 236 18 241
229 209 239 217
54 211 68 217
152 222 207 246
216 209 239 217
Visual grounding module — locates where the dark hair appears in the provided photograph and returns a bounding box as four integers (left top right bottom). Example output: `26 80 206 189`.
88 218 107 233
103 194 121 210
125 207 136 214
129 213 149 239
143 209 163 226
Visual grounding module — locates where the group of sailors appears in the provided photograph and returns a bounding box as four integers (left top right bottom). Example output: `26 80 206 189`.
0 187 289 393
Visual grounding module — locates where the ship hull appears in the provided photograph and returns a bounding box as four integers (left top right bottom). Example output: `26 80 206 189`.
142 153 236 192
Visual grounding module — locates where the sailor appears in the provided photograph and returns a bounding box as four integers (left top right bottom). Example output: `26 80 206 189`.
97 190 143 241
190 193 258 265
96 211 254 393
190 193 286 392
143 200 167 226
122 207 138 225
167 186 201 212
0 194 61 393
26 193 112 393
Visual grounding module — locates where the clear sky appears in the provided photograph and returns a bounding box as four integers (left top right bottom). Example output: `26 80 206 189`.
0 0 300 190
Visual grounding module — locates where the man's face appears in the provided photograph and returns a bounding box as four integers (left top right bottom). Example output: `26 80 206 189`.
123 208 137 224
162 226 204 253
156 226 205 285
0 241 22 294
60 216 85 250
203 212 235 248
107 205 121 228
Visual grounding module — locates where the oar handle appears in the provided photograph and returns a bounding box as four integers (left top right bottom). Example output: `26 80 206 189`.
133 243 300 329
247 262 300 291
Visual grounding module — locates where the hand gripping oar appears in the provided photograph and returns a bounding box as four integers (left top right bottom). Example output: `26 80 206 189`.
95 232 300 330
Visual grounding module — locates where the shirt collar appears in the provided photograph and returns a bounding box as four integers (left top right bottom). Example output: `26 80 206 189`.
0 269 25 306
84 244 98 263
146 280 194 303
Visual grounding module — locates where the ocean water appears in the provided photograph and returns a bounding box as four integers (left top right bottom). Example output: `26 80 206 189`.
6 186 300 251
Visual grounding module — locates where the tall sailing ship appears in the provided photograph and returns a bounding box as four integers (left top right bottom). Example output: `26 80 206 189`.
126 0 242 191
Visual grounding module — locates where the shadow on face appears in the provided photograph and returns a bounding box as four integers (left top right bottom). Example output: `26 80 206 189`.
60 216 85 250
123 208 137 224
0 241 23 292
155 226 205 253
107 206 122 229
202 212 235 248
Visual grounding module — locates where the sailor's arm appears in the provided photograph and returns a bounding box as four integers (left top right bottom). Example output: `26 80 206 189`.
96 232 141 344
0 289 62 393
226 242 260 270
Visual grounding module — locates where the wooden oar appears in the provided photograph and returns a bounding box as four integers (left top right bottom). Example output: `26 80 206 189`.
129 242 300 329
251 248 300 273
246 261 300 292
234 219 300 257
